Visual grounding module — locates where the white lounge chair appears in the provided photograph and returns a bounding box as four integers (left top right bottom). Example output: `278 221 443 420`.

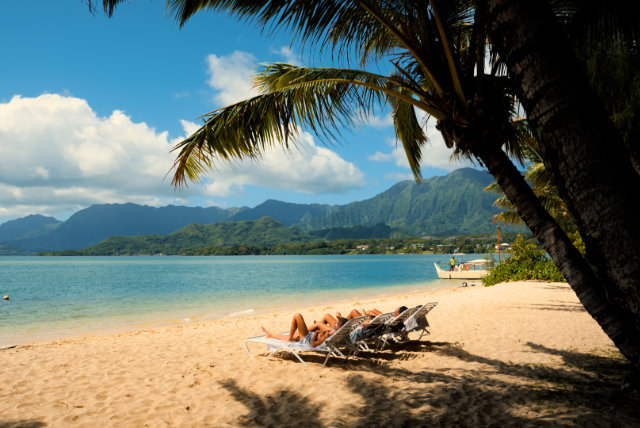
374 306 420 350
401 302 438 340
244 316 367 367
350 312 395 351
376 302 438 347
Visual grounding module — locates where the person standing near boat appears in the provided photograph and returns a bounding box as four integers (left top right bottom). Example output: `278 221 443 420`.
450 256 456 271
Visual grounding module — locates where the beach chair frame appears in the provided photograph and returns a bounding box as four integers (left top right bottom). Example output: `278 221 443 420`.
402 302 438 340
375 302 438 348
244 316 367 367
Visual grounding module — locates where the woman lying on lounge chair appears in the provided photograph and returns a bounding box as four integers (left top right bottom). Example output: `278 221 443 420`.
313 305 408 338
337 305 408 323
261 313 347 348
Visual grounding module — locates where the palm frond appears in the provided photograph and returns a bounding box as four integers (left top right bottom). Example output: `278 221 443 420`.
88 0 128 16
166 0 481 98
430 0 466 102
388 79 427 181
171 64 446 187
255 63 445 118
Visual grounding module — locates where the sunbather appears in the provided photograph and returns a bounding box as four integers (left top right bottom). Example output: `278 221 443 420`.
339 305 408 323
261 313 347 348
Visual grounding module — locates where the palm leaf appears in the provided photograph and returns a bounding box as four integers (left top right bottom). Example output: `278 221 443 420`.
171 64 447 187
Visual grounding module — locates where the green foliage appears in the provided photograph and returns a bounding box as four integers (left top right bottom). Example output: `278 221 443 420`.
483 234 565 286
300 168 519 236
38 228 523 257
5 169 523 253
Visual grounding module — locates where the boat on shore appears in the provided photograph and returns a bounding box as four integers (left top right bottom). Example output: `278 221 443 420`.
434 259 492 279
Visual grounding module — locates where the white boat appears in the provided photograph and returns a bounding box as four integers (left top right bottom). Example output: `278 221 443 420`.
434 259 491 279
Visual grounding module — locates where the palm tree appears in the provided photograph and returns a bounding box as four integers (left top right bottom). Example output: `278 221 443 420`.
92 0 640 367
480 0 640 368
485 127 576 234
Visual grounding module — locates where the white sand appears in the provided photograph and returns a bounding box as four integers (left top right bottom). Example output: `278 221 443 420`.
1 281 637 427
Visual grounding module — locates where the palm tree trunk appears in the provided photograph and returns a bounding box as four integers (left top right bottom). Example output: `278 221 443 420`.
480 0 640 367
478 146 640 368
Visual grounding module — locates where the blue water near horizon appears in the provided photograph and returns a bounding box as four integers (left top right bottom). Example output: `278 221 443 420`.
0 254 491 347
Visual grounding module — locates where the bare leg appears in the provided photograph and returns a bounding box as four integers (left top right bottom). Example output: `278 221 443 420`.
363 308 382 317
347 309 363 319
287 313 309 341
261 327 290 341
261 313 310 342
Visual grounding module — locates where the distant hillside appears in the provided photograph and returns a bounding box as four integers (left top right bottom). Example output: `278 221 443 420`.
299 168 500 235
309 223 398 240
1 168 511 253
230 199 339 225
59 217 310 255
7 203 238 252
0 214 61 242
0 244 30 256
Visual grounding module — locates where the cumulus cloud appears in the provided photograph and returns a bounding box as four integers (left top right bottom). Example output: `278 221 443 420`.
0 93 364 221
206 51 260 106
365 113 394 128
0 94 193 219
199 50 365 195
367 112 475 172
179 121 365 196
271 46 302 65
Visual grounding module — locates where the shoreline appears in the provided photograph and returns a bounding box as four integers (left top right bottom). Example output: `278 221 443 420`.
1 277 456 349
2 280 637 427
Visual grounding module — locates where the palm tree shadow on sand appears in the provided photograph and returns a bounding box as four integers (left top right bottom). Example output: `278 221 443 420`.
0 421 47 428
223 340 640 427
219 379 323 427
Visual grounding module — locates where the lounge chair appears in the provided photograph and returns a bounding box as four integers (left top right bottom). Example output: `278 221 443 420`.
373 306 421 350
244 316 368 367
401 302 438 340
350 312 395 351
376 302 438 348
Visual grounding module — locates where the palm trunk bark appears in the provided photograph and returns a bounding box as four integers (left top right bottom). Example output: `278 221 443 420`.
480 0 640 367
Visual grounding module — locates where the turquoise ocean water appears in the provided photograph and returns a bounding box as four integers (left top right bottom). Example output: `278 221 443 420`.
0 254 484 347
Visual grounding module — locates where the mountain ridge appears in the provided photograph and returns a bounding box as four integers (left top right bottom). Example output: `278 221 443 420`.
1 168 506 253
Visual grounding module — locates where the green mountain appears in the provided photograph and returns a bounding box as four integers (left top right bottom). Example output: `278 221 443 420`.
299 168 499 235
7 203 239 252
2 168 508 253
0 214 61 242
230 199 339 225
65 217 310 255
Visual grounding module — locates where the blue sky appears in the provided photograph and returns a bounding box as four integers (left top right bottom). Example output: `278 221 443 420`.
0 1 476 224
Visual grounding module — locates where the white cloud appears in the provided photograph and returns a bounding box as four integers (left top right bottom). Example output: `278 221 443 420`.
206 51 260 106
365 113 393 128
199 50 365 196
421 120 475 171
33 167 50 180
179 121 365 196
0 93 365 221
368 138 410 169
0 94 192 220
271 46 301 65
367 112 475 172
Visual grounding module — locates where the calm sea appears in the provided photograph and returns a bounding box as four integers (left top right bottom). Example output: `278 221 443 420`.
0 254 484 347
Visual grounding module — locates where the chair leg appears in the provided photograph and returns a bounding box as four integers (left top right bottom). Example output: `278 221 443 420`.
321 353 331 368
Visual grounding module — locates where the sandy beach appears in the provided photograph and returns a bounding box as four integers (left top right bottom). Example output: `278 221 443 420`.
1 280 638 427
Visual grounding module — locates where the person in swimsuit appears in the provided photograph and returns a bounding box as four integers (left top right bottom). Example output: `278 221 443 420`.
324 305 408 329
261 313 347 347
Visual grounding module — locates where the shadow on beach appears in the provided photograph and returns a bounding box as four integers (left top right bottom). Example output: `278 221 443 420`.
0 421 47 428
225 340 640 427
